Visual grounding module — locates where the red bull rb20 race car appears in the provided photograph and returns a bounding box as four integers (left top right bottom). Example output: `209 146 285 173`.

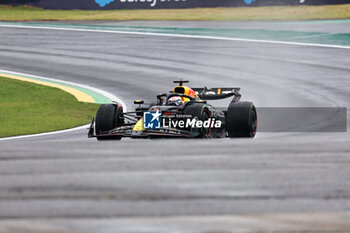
88 80 257 140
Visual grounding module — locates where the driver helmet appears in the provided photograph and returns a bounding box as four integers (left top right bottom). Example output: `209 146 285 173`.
168 96 183 108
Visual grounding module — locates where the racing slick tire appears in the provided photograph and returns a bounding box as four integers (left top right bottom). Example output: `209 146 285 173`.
183 103 211 138
95 104 123 140
226 101 257 138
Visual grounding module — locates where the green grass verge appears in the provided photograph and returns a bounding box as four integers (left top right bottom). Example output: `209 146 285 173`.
0 77 100 138
0 4 350 21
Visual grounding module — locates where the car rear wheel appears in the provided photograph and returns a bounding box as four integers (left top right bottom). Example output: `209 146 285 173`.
95 104 123 140
183 103 211 138
225 101 257 138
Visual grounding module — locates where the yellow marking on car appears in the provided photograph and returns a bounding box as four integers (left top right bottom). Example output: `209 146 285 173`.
0 73 95 103
133 118 144 131
217 88 221 95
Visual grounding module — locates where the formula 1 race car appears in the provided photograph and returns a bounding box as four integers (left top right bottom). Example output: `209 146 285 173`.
88 80 257 140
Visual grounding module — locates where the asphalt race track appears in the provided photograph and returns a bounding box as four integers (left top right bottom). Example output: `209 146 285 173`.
0 21 349 232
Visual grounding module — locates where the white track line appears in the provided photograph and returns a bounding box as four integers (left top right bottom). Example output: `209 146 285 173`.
0 69 127 141
0 24 349 50
0 125 90 141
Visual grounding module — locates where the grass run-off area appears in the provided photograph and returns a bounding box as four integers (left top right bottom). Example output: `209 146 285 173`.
0 4 349 21
0 77 100 138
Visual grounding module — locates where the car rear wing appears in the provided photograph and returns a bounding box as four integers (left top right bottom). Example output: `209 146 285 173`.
192 87 241 100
